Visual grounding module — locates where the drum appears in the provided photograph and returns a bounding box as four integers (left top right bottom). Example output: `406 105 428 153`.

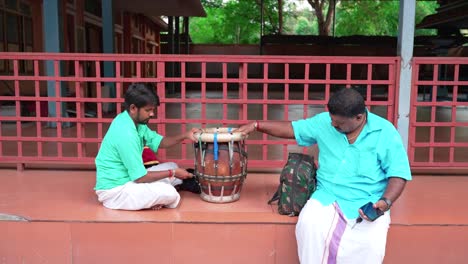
193 127 248 203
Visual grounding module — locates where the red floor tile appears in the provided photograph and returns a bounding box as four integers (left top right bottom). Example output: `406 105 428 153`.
385 226 468 264
172 224 276 264
178 173 273 213
0 222 71 264
274 225 300 264
71 223 173 264
390 176 468 225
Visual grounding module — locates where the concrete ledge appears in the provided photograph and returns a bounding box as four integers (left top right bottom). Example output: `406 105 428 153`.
1 169 467 263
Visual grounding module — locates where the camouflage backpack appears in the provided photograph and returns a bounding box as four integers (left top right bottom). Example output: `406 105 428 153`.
268 153 317 216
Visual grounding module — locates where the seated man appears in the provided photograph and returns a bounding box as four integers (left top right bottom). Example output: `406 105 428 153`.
236 88 411 263
94 83 200 210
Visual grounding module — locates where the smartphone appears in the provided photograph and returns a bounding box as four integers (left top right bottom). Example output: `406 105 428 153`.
360 202 384 221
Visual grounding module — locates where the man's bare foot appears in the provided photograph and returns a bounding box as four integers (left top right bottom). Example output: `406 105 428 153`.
151 204 163 210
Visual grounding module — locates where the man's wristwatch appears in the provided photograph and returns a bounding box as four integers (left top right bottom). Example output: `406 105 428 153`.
379 197 392 210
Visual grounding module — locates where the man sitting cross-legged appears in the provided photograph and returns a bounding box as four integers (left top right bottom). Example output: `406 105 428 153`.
94 82 200 210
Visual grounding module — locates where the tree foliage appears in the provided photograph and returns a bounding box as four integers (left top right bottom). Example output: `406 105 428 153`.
190 0 286 44
335 0 438 36
190 0 439 44
284 8 318 35
295 16 318 35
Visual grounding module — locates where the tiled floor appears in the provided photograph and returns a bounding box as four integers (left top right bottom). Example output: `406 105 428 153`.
1 169 467 225
1 169 468 263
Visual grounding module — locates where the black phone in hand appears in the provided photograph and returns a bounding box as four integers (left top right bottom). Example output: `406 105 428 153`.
360 202 384 221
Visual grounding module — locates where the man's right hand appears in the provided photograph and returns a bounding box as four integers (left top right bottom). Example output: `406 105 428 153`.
186 128 202 142
174 168 194 180
234 121 257 136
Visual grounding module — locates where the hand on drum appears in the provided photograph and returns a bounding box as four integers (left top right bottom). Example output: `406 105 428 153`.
186 128 203 142
174 168 194 180
234 121 257 135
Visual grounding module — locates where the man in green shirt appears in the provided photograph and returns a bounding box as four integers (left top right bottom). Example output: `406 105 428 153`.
95 83 199 210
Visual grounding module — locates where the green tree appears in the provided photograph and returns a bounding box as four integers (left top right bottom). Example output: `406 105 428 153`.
334 0 438 36
190 7 227 43
294 16 317 35
414 1 439 36
190 0 283 44
284 8 318 35
190 0 439 43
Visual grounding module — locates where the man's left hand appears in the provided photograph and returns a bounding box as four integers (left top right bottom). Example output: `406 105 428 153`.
358 200 389 222
374 199 390 212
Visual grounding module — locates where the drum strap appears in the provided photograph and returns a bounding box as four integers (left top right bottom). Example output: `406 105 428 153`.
197 134 205 167
214 132 218 161
227 128 234 168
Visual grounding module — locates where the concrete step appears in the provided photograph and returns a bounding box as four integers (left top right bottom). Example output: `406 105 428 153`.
0 170 467 263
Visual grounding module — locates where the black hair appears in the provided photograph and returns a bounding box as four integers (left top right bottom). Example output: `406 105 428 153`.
327 88 366 118
124 83 160 111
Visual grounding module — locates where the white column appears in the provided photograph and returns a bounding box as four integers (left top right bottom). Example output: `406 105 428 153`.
396 0 416 151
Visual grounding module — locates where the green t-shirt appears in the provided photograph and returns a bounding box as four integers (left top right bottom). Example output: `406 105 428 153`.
94 111 163 190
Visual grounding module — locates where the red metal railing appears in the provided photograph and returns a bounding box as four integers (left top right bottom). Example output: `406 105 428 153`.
409 57 468 168
0 52 399 169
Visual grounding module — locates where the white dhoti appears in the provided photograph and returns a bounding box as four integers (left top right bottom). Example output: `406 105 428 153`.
296 199 390 264
96 162 183 210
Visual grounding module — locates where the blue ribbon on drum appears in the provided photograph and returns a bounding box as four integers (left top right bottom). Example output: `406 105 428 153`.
212 127 233 161
214 132 218 161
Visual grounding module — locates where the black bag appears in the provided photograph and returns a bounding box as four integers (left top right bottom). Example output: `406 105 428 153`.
268 153 317 216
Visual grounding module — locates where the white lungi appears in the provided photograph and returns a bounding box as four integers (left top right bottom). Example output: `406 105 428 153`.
96 162 183 210
296 199 390 264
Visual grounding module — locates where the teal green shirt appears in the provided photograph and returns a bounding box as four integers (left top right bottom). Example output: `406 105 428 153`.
94 111 163 190
292 111 412 219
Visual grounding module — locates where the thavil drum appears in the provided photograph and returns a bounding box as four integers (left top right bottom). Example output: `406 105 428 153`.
193 127 248 203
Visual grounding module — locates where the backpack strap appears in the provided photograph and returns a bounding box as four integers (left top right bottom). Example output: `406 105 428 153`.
267 188 280 204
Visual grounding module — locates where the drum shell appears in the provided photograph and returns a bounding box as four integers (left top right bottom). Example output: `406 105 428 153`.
194 141 247 201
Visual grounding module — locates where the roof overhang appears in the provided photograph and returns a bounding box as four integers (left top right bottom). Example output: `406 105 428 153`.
417 1 468 29
114 0 206 18
149 17 169 31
